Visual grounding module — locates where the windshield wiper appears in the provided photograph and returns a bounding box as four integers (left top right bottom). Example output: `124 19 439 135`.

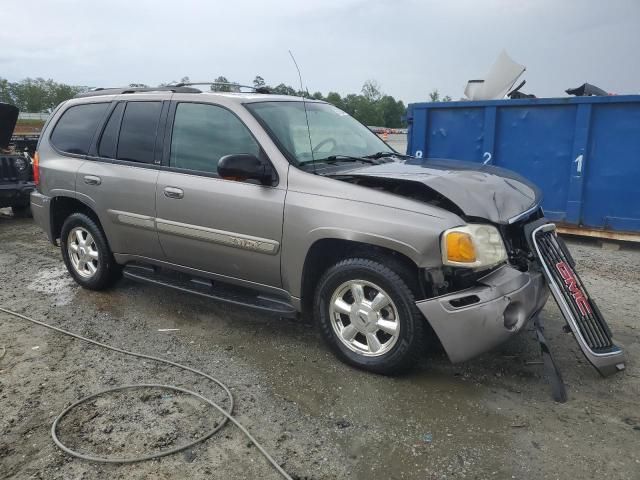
302 155 377 165
363 151 412 159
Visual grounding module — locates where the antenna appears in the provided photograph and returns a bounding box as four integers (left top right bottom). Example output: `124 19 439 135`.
288 50 316 173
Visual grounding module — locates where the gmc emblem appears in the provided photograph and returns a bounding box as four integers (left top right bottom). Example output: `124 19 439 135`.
555 261 592 316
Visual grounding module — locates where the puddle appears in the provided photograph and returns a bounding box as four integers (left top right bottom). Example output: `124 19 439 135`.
27 267 77 306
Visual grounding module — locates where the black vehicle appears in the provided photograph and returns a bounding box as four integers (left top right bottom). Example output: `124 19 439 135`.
0 103 35 216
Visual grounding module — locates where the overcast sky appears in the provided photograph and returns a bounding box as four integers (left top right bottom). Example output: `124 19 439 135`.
1 0 638 104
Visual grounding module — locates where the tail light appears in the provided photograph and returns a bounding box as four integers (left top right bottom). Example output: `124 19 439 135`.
33 151 40 186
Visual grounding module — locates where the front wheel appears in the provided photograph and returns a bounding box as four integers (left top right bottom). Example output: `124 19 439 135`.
314 258 425 375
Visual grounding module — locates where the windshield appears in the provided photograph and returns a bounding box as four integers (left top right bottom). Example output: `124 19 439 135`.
245 101 393 165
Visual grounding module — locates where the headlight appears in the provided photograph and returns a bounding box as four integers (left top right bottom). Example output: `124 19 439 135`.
14 157 28 171
441 224 507 268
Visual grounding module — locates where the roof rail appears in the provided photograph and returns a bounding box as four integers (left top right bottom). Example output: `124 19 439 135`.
74 86 202 98
173 82 271 94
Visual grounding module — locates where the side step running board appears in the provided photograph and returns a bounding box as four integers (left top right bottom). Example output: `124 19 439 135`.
123 264 297 317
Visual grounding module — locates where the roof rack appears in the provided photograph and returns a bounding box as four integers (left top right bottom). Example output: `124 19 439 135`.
74 86 202 98
173 82 271 94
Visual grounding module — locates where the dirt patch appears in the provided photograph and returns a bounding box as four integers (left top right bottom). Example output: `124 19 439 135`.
1 217 639 479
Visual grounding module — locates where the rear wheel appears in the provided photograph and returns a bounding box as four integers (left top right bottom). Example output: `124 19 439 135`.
314 258 425 375
60 213 121 290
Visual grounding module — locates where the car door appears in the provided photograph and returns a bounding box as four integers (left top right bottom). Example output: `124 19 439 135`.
155 101 285 288
76 97 167 260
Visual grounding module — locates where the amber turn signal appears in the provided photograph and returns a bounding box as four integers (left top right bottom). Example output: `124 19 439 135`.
445 231 477 263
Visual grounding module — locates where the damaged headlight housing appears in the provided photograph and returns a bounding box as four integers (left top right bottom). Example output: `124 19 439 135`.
441 224 507 268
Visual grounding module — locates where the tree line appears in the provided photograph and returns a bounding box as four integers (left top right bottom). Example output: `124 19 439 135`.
172 75 409 128
1 75 450 128
252 76 407 128
0 78 84 113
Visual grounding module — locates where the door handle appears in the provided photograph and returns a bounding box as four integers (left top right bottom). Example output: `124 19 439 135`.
164 186 184 199
83 175 101 185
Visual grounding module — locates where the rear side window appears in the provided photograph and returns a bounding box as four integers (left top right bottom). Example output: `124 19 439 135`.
117 102 162 163
169 103 260 174
50 103 109 155
98 102 125 158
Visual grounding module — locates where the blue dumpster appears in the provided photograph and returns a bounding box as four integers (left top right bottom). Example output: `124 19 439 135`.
406 95 640 237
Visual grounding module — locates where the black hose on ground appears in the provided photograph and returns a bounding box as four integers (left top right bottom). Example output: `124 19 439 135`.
0 306 293 479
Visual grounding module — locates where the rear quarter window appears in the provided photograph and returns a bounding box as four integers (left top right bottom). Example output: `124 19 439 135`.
50 103 110 155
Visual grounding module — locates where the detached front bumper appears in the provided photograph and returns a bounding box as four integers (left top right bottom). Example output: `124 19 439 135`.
416 265 548 363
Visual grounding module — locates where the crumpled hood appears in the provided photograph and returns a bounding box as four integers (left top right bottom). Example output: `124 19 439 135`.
336 158 541 224
0 103 19 149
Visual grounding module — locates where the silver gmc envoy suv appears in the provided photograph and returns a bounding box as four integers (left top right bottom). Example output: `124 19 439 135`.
31 85 625 377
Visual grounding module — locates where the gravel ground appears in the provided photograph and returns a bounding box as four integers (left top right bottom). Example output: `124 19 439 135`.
1 209 639 480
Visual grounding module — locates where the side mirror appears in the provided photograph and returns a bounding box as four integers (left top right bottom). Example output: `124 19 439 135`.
217 154 274 185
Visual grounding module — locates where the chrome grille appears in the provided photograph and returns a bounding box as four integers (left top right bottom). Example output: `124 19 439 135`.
533 226 613 352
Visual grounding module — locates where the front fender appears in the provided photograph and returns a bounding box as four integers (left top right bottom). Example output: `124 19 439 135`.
307 227 422 262
280 190 462 298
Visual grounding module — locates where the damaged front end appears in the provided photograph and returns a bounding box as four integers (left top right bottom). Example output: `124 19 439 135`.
331 157 541 224
331 158 625 380
417 213 625 383
417 262 549 363
416 210 550 364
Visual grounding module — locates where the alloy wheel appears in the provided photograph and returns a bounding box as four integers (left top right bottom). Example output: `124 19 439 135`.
67 227 100 278
328 280 400 357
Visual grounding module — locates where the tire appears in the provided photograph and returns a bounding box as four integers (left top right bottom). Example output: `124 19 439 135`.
314 258 425 375
11 204 32 218
60 213 121 290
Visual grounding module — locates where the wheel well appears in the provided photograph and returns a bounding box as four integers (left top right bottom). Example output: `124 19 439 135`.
300 239 427 315
50 197 101 244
